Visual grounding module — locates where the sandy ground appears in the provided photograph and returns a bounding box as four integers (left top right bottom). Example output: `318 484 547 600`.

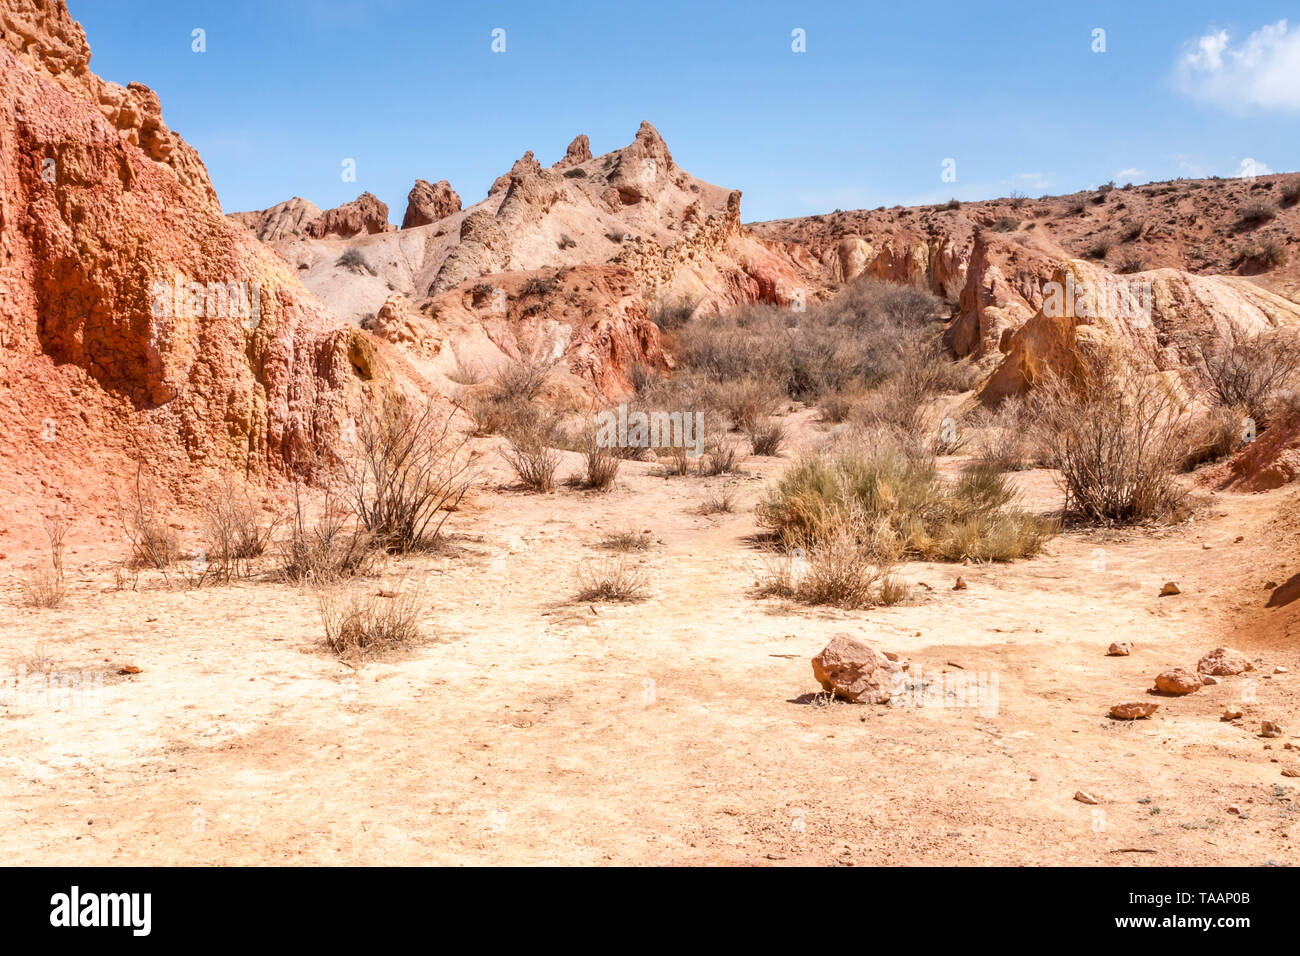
2 410 1299 866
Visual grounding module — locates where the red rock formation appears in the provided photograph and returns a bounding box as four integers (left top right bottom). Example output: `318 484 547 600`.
401 179 461 229
303 192 394 239
0 0 388 516
553 134 592 169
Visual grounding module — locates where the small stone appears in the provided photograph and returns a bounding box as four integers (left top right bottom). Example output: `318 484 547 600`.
1262 721 1284 738
1275 665 1289 674
1222 707 1244 721
1107 642 1132 656
1227 805 1241 814
1110 701 1159 720
118 665 141 675
1201 674 1220 685
1283 768 1300 778
953 576 967 590
1159 581 1180 596
1202 543 1212 550
1074 790 1101 805
1153 667 1201 695
1265 581 1278 590
1234 535 1244 543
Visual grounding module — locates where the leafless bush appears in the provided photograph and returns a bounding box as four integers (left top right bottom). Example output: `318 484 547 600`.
343 401 473 552
193 473 281 584
318 582 423 662
574 428 621 490
1180 405 1248 471
1236 201 1277 229
119 465 179 570
1199 331 1300 423
701 436 744 476
699 487 737 514
22 516 68 608
278 481 376 583
1034 352 1190 524
502 415 562 492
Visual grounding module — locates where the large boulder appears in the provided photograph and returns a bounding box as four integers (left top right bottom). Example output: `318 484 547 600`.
1153 668 1202 695
401 179 461 229
811 634 903 704
1196 647 1254 676
303 191 394 239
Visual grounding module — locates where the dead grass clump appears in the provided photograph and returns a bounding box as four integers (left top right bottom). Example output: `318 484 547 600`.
344 400 474 551
22 516 68 608
1180 405 1248 471
701 437 744 476
748 418 786 456
1232 239 1288 272
463 355 557 436
575 555 649 602
318 582 422 661
970 397 1035 471
758 443 1050 562
699 487 737 514
574 429 620 490
1034 353 1190 524
502 414 562 492
598 529 654 552
759 504 906 608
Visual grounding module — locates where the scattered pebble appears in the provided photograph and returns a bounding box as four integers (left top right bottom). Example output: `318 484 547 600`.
1110 701 1158 720
1262 721 1284 738
1159 582 1180 596
1107 642 1132 657
953 576 967 591
1074 791 1101 805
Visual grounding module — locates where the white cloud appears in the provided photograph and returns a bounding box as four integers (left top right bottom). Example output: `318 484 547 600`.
1236 157 1274 178
1115 167 1144 181
1177 20 1300 111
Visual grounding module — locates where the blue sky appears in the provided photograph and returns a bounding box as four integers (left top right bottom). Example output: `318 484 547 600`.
69 0 1299 223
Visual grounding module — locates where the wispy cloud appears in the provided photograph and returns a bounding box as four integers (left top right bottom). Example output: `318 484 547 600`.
1115 167 1144 182
1176 19 1300 111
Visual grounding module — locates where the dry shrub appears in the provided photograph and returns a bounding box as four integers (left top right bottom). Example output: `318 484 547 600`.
699 487 737 514
502 414 562 492
712 378 781 432
759 504 905 608
657 443 694 476
1236 200 1277 228
1034 353 1189 524
279 481 375 584
758 443 1050 562
701 436 744 476
463 355 556 436
1233 240 1288 271
598 528 653 552
819 388 863 424
748 418 786 456
318 582 422 661
575 555 649 602
193 473 281 584
568 426 620 490
22 515 68 608
1180 405 1248 470
1199 331 1300 424
344 400 474 551
970 396 1035 471
119 465 179 570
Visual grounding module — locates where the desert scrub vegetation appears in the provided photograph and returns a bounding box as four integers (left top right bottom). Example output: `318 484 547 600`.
757 442 1051 563
570 427 621 490
119 465 179 570
463 354 558 436
1282 180 1300 207
342 400 474 552
758 503 908 609
968 397 1037 471
1232 239 1288 272
190 473 281 585
1198 330 1300 426
317 581 423 662
336 247 376 275
575 555 649 602
502 413 563 492
1236 200 1277 229
747 417 786 456
1034 354 1191 525
22 515 68 608
278 482 375 583
598 528 654 552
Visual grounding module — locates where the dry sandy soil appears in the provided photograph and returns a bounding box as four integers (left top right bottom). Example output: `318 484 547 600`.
2 408 1298 867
